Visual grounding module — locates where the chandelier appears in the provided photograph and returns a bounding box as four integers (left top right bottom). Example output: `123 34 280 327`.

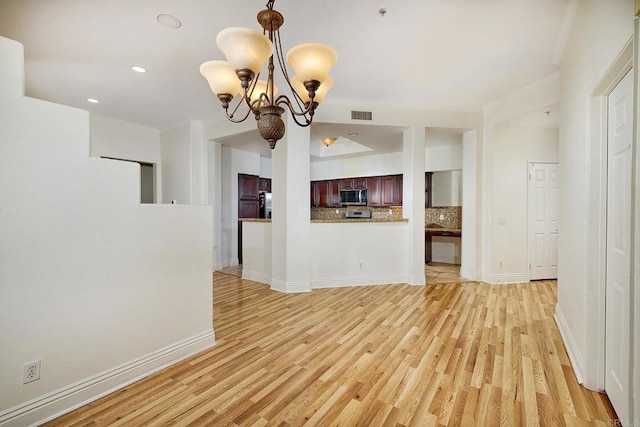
200 0 337 149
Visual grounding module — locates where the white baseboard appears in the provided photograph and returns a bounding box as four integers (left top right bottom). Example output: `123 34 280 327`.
271 279 312 293
408 274 426 286
459 266 480 281
482 272 529 285
312 274 409 289
242 270 271 286
554 304 585 384
0 331 216 427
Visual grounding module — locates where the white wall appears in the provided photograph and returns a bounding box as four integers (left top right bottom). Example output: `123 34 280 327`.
490 125 558 283
90 115 161 202
482 72 560 286
90 115 160 163
558 0 634 393
425 143 463 172
310 152 403 181
0 37 214 426
461 129 480 280
161 125 190 204
431 171 457 206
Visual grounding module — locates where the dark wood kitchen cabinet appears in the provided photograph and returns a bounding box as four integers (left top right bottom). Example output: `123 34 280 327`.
310 174 403 207
238 173 260 264
238 173 259 199
312 180 340 207
394 174 403 205
339 177 367 190
366 176 382 206
425 172 433 208
381 175 396 206
258 177 271 193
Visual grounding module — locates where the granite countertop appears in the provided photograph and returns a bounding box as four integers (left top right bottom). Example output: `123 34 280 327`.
239 218 272 222
426 226 462 233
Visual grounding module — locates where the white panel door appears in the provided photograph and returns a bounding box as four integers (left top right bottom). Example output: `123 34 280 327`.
528 162 559 280
606 69 632 422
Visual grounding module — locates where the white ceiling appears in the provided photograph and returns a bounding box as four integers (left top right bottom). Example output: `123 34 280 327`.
0 0 566 158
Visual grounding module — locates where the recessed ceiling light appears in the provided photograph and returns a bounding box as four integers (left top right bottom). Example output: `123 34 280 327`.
87 98 99 103
131 65 146 73
157 14 181 29
347 132 359 137
321 137 338 147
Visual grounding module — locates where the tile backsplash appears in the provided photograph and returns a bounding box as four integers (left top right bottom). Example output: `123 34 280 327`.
310 206 462 227
425 206 462 229
311 207 403 221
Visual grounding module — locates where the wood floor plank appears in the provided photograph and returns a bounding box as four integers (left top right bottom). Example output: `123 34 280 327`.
43 274 618 426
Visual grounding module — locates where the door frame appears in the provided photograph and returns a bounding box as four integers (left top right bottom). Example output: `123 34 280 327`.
585 36 634 395
527 161 559 281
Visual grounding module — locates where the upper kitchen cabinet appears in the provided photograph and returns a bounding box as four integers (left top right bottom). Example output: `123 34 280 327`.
311 174 402 207
339 177 367 190
238 173 259 199
258 177 271 193
366 176 382 206
312 180 340 207
394 175 403 206
380 175 396 206
425 172 433 207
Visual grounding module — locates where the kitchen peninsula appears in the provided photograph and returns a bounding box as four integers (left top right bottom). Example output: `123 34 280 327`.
240 206 410 289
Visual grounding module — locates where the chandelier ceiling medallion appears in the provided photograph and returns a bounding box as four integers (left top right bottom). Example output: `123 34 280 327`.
200 0 337 149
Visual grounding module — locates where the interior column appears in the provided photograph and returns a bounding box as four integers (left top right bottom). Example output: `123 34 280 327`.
403 126 426 285
270 113 312 293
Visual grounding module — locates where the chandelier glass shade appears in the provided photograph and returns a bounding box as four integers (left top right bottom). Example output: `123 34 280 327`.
200 0 337 149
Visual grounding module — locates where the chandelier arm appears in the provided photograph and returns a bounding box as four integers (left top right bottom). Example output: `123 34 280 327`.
288 112 313 127
275 96 315 128
275 95 316 117
224 104 253 123
273 29 308 110
226 95 249 120
241 73 261 110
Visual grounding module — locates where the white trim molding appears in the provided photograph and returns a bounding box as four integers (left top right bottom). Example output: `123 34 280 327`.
482 272 529 285
271 279 312 294
554 304 586 386
312 274 410 289
0 331 216 427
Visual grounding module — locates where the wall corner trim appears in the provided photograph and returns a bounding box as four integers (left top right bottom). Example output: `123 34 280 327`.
554 304 585 385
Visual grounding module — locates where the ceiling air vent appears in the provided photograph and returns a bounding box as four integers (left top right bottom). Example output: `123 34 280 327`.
351 110 373 121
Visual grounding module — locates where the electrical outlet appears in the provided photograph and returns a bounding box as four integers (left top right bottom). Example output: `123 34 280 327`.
359 262 363 269
499 261 503 268
23 360 40 384
439 214 445 221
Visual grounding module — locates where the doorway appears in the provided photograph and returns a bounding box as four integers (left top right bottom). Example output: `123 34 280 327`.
527 162 559 280
584 37 634 421
604 68 633 421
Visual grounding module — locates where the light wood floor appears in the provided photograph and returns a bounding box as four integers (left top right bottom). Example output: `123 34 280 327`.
45 273 617 426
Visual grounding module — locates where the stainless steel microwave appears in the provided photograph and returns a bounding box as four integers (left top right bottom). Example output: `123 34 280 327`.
340 188 367 206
